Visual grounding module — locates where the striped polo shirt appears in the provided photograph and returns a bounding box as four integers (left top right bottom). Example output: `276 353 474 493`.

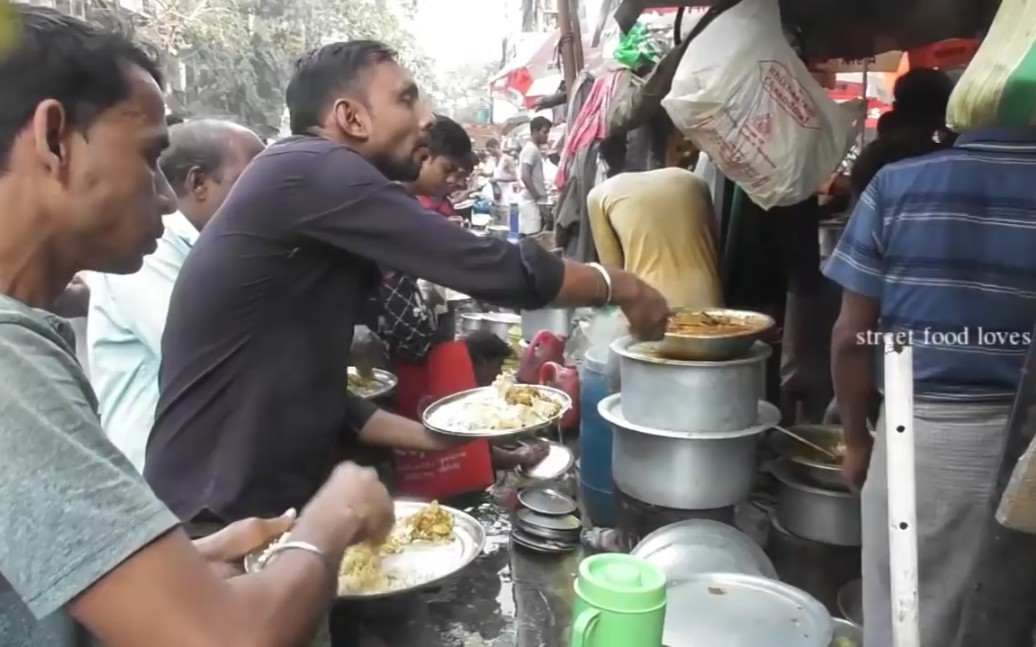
824 128 1036 402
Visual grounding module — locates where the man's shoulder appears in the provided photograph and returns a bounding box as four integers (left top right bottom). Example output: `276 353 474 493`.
0 295 76 361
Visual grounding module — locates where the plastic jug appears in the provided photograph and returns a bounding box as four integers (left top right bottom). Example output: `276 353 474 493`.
539 361 580 430
571 554 667 647
517 330 565 384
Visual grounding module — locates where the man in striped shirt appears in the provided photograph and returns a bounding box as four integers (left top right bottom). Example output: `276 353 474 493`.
825 128 1036 647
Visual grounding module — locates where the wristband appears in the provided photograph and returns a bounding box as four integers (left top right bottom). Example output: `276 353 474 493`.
587 263 613 306
256 540 331 572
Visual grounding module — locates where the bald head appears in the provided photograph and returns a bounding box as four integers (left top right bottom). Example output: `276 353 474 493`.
160 119 264 229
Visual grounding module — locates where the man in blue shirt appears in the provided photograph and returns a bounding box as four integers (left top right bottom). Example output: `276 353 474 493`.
86 119 264 471
826 128 1036 647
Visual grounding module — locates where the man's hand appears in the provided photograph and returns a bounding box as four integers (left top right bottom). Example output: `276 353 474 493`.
610 271 669 340
294 462 395 550
842 436 873 491
193 511 296 578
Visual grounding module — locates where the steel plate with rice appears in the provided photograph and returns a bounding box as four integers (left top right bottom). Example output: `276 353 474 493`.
347 367 398 400
661 308 774 361
245 500 485 599
423 373 571 440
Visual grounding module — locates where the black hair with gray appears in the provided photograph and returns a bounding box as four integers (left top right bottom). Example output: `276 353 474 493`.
159 120 233 197
286 40 397 135
0 5 162 173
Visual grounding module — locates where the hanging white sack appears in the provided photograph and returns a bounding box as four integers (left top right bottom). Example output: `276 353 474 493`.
661 0 857 209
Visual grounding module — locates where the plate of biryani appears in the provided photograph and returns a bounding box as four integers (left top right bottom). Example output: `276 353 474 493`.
246 500 486 599
422 371 572 440
347 367 398 400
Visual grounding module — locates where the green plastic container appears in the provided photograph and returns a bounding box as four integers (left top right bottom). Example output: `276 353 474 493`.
571 554 668 647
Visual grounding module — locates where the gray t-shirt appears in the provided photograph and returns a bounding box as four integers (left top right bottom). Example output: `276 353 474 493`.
519 141 546 201
0 294 179 646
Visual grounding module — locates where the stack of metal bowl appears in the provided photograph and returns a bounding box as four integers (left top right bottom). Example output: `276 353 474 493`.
511 487 581 554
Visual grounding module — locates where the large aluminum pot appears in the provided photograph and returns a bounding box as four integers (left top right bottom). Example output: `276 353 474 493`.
774 460 861 547
459 313 483 336
612 337 771 433
600 393 780 509
520 308 572 340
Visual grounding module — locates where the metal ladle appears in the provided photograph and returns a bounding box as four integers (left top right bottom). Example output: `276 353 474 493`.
773 425 841 461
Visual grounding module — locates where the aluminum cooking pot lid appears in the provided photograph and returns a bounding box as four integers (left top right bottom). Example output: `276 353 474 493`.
517 442 574 479
663 574 832 647
518 487 578 516
517 509 581 532
631 519 777 581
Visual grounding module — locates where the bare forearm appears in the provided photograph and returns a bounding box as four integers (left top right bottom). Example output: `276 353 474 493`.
521 170 540 200
551 261 639 309
358 409 461 451
831 328 873 446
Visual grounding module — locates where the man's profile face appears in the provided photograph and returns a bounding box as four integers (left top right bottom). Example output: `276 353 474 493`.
25 64 176 274
413 155 469 198
360 60 434 182
532 125 550 146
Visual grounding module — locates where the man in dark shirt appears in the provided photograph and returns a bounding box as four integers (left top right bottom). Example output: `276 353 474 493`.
146 40 668 525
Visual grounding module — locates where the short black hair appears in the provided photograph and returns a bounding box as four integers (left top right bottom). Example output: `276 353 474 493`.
465 330 514 364
530 116 552 134
165 112 186 127
159 120 235 196
485 138 500 149
892 68 953 125
286 40 397 135
428 114 474 166
0 5 162 173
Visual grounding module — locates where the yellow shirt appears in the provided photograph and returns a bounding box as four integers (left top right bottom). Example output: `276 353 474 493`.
587 168 722 309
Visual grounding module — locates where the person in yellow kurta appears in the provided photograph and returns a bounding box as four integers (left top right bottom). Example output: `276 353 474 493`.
586 167 723 309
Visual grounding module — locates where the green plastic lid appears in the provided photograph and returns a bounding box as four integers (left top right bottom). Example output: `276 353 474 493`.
575 554 667 612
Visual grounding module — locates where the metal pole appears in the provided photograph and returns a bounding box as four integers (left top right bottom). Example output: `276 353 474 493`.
883 337 921 647
557 0 577 89
568 0 585 72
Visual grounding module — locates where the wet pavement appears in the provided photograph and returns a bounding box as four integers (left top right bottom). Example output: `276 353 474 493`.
346 491 583 647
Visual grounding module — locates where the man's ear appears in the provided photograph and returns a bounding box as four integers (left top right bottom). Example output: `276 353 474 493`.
30 99 72 178
186 166 208 201
332 97 370 142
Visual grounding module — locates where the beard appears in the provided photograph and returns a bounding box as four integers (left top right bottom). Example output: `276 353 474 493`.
368 152 423 182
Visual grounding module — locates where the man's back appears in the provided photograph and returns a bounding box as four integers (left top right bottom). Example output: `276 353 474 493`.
587 168 722 309
826 129 1036 400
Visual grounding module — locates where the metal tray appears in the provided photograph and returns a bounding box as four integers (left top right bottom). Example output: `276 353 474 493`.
347 367 398 400
664 573 833 646
422 385 572 440
631 519 777 581
245 500 485 599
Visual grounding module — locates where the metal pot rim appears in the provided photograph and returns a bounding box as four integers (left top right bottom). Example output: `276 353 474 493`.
611 336 772 367
599 393 779 439
772 460 858 498
769 424 844 472
481 312 521 324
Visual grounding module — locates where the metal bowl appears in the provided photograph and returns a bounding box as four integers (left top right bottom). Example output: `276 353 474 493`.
769 425 848 492
347 367 397 400
661 308 775 361
481 312 522 342
831 618 863 646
